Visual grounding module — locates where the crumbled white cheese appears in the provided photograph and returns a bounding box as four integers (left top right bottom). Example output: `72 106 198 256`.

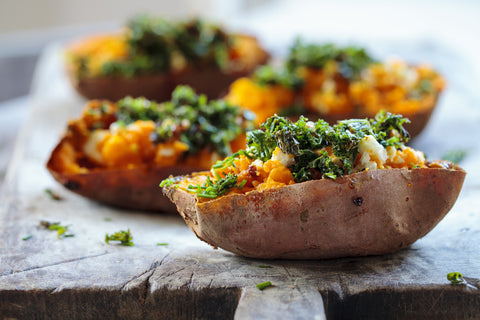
305 121 316 130
252 159 264 169
354 135 387 172
271 148 295 167
83 130 107 164
157 147 175 157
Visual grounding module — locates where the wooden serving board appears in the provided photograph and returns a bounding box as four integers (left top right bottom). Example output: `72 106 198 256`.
1 43 480 320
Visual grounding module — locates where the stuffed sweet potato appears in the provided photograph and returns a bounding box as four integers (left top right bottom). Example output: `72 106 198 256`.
163 113 465 259
65 15 269 101
225 39 445 137
47 86 254 211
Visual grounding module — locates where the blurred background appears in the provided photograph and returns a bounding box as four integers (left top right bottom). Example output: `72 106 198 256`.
0 0 479 180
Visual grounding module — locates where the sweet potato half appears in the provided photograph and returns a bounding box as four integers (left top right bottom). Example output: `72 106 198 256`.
164 165 465 259
46 87 253 212
47 138 204 212
163 112 464 259
225 41 445 138
66 14 269 101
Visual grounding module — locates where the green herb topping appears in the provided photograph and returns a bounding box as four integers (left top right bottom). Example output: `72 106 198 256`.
256 281 273 290
99 15 231 77
252 65 304 90
105 229 134 246
40 220 74 239
116 85 254 157
286 38 375 80
246 111 409 182
162 112 411 198
22 235 33 241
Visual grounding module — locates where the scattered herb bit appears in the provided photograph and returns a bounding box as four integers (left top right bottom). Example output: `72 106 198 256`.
105 229 134 246
258 265 272 268
447 272 466 285
442 149 467 164
256 281 272 290
22 235 33 241
104 217 112 222
157 243 169 246
45 188 62 201
40 220 73 239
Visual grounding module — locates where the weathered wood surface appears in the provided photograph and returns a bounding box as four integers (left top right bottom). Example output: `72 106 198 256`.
1 43 480 319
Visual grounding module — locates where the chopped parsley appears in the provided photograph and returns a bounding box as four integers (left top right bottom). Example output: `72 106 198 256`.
252 65 304 90
45 188 62 201
247 111 409 182
105 229 134 246
157 243 169 246
286 38 375 80
40 220 74 239
447 272 465 285
256 281 273 290
98 15 232 77
163 112 411 198
186 174 245 198
116 85 254 157
22 235 33 241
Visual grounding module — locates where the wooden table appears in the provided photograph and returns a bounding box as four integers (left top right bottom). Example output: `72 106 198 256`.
1 42 480 320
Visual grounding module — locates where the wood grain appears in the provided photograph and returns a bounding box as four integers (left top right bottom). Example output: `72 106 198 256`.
1 43 480 319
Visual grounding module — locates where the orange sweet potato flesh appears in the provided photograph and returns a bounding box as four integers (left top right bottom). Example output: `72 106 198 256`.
47 138 205 212
164 166 466 259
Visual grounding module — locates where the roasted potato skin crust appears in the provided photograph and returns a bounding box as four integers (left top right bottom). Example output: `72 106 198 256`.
47 138 205 212
164 167 465 259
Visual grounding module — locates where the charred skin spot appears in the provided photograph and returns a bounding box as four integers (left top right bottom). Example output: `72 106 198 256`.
64 180 80 190
300 210 309 222
352 197 363 206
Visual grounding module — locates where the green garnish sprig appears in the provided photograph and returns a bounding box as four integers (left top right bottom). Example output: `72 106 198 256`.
447 272 466 285
256 281 273 290
252 65 304 90
45 188 62 201
187 174 246 198
177 111 411 199
286 38 376 80
40 220 74 239
99 15 232 77
105 229 134 246
116 86 254 157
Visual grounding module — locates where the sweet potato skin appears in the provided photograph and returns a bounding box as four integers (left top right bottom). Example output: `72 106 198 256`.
164 167 466 259
46 138 204 212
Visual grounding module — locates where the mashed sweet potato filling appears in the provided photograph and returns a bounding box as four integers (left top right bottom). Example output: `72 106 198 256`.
178 140 425 196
